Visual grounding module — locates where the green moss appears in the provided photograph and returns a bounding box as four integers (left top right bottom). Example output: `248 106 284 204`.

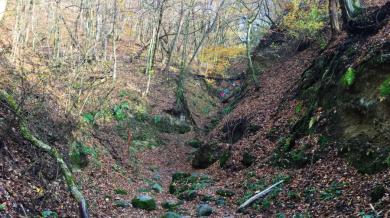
131 195 156 211
379 77 390 97
169 173 212 201
161 200 181 211
171 172 191 182
186 139 202 148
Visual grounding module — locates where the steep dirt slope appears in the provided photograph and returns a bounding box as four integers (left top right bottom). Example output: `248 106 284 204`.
0 103 78 217
192 3 390 217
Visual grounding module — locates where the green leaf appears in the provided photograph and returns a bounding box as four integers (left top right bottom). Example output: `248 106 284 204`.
0 203 6 211
82 112 95 124
113 106 126 121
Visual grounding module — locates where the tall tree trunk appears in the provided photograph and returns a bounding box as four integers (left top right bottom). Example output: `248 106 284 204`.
329 0 341 38
143 0 166 96
0 0 7 22
163 1 185 73
246 17 258 86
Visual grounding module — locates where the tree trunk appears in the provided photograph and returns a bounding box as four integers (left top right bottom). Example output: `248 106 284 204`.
163 1 185 73
0 0 7 22
329 0 341 38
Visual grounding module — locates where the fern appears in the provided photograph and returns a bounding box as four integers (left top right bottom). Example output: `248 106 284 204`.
379 77 390 97
341 67 356 87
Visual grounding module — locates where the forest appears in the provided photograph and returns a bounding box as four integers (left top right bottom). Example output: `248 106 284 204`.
0 0 389 217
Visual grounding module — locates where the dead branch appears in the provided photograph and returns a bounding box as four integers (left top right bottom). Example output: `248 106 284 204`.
237 180 284 212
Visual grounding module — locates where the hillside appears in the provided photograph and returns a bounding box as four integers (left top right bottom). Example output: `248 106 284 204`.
1 0 390 217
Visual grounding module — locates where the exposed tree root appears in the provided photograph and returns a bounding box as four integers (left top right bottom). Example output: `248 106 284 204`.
0 90 89 218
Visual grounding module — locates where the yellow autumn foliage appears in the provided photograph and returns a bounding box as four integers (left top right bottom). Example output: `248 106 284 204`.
281 0 327 39
199 45 245 77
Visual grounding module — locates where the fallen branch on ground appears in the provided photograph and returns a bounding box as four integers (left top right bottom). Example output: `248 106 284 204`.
0 90 89 218
237 180 284 212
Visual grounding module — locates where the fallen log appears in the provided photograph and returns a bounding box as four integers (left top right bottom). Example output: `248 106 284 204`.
237 180 284 212
0 90 89 218
192 73 244 81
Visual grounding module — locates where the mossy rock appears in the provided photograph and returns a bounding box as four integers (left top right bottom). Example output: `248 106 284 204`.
178 190 197 201
161 200 181 211
196 204 213 216
113 200 131 208
216 189 235 197
161 212 182 218
370 185 386 202
215 197 226 206
131 195 157 211
151 183 163 193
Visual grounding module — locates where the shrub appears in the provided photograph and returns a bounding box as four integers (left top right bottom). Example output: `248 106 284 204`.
69 141 96 169
199 45 245 77
281 0 327 39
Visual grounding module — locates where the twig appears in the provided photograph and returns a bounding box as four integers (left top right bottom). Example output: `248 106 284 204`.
237 180 284 212
19 203 27 217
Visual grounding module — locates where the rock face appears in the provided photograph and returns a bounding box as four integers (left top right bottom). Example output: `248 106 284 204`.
196 204 213 216
131 195 156 211
292 37 390 174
